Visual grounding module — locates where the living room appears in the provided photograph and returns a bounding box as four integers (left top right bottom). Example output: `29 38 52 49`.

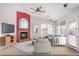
0 3 79 56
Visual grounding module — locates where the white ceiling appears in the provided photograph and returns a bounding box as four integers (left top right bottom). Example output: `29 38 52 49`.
8 3 79 20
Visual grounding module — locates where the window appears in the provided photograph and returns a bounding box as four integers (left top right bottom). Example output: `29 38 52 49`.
34 25 39 33
40 24 53 37
19 18 28 29
57 25 66 35
47 25 53 34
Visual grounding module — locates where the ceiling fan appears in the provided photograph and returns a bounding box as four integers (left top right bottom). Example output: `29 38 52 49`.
30 6 46 14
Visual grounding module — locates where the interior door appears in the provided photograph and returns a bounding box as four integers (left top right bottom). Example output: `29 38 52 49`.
68 21 77 47
57 25 66 45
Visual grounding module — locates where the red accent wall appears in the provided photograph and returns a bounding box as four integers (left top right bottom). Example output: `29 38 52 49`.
17 11 30 42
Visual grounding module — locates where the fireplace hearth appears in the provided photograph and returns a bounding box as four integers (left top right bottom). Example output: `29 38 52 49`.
20 32 28 40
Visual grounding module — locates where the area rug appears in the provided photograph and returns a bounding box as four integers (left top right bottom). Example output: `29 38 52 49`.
13 41 34 54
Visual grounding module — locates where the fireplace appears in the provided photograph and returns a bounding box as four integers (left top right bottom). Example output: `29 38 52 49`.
20 32 28 40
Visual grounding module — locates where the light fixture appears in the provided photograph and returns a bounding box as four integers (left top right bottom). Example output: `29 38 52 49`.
49 19 52 22
63 3 68 8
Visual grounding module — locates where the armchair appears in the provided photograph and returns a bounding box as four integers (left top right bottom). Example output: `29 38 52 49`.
34 38 51 54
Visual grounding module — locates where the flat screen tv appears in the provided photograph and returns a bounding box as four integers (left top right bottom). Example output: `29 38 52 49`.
2 23 15 34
